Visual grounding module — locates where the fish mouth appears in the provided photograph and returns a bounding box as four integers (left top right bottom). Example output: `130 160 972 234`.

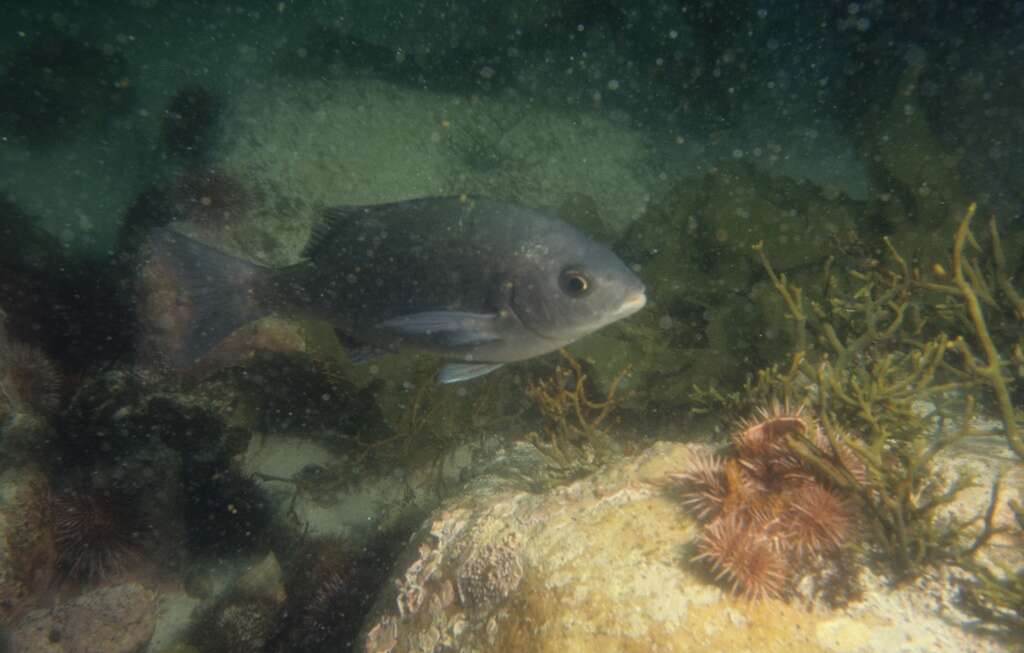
615 290 647 317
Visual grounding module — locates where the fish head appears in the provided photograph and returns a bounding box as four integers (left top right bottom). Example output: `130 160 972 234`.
506 226 646 343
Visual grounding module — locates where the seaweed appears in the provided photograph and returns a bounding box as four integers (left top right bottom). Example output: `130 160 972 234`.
353 364 520 498
693 203 1021 613
524 349 631 470
957 498 1024 632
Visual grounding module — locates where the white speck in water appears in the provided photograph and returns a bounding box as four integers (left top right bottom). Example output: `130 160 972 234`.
607 79 620 91
479 66 495 79
669 29 678 39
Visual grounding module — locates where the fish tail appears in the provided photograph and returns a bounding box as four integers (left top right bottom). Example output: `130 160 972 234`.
144 228 269 368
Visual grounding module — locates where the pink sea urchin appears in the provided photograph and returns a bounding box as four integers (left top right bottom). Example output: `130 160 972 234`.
670 451 727 520
672 402 863 601
693 514 788 601
782 484 854 556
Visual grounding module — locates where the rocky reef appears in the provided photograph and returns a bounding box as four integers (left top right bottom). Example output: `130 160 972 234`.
359 440 1016 653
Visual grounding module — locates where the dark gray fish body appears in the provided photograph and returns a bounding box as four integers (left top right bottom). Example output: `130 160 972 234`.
151 196 646 382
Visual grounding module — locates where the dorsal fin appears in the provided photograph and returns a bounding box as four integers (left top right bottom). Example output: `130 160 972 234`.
303 205 373 260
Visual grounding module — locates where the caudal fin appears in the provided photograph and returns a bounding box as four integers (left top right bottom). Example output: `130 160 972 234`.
142 228 269 368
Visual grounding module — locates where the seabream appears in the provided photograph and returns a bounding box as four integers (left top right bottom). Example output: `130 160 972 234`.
149 195 646 382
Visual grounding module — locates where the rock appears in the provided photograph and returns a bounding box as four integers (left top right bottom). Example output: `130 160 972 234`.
8 583 157 653
360 440 1014 653
234 552 286 606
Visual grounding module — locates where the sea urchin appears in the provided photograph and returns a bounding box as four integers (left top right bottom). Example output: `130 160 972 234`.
0 335 62 419
672 403 862 600
693 514 788 601
51 488 142 584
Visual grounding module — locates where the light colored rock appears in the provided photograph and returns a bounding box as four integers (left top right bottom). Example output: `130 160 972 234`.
10 583 157 653
360 440 1016 653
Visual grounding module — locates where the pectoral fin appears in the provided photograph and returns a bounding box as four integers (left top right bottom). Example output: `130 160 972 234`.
376 311 501 348
439 361 504 383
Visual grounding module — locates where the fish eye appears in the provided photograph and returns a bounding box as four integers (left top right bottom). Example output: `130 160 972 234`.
559 269 590 296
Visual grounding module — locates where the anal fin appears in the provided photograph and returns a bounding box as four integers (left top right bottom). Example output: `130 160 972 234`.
438 361 504 384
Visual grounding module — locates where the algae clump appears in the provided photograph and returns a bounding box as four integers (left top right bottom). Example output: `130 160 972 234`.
695 204 1022 630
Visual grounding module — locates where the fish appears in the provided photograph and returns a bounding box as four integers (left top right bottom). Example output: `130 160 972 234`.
148 195 646 383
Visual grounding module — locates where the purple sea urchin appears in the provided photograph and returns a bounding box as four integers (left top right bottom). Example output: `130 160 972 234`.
0 335 62 418
52 489 142 584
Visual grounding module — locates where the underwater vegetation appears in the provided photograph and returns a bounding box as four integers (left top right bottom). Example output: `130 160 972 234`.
671 405 861 600
349 362 521 498
694 204 1023 628
524 349 632 471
